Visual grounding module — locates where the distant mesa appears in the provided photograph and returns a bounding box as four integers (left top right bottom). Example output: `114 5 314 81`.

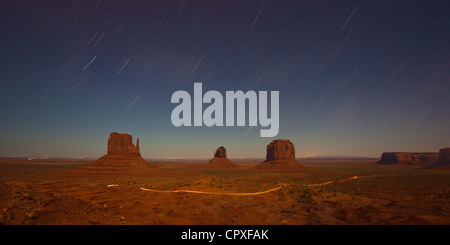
427 148 450 169
376 152 438 166
255 139 306 170
207 146 238 168
79 132 155 171
438 148 450 164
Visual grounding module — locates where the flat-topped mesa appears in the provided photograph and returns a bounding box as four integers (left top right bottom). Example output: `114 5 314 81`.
255 139 306 170
108 132 140 156
208 146 238 168
377 152 439 165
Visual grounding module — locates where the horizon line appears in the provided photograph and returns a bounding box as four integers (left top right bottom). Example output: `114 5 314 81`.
1 155 380 160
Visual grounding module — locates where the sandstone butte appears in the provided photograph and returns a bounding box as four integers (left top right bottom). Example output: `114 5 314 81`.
427 148 450 169
207 146 238 168
255 139 306 170
376 152 439 165
80 132 155 171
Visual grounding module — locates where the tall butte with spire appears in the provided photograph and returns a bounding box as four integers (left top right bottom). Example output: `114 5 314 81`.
80 132 155 171
107 132 141 155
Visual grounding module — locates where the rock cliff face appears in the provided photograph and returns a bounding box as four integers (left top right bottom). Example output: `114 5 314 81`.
214 146 227 158
208 146 238 168
427 148 450 169
108 132 140 155
377 152 438 165
438 148 450 164
80 132 154 171
255 139 305 170
265 139 296 161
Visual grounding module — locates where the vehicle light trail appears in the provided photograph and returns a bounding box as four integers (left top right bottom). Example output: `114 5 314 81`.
106 176 362 195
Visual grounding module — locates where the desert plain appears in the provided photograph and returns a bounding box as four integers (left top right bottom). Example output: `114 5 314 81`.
1 157 449 225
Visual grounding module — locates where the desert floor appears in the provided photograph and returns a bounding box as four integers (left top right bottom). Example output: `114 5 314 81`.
1 158 449 225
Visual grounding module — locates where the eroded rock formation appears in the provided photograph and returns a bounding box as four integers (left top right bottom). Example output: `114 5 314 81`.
265 139 296 161
214 146 227 158
80 132 154 171
377 152 438 165
255 139 305 170
438 148 450 164
427 148 450 169
208 146 238 168
108 132 140 155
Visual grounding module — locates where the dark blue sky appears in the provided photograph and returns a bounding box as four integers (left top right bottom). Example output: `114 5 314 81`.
0 0 449 158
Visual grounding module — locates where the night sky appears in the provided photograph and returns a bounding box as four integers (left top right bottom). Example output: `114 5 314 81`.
1 0 449 159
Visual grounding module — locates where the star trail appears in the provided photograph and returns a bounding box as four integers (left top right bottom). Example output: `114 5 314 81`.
0 0 449 158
